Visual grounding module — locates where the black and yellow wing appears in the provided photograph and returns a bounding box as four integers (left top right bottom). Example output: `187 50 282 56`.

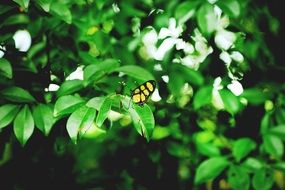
131 80 156 106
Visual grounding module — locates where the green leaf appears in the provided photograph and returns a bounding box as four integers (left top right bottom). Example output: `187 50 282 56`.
273 162 285 172
219 89 240 114
175 1 201 24
0 5 13 15
197 3 218 35
168 71 184 97
217 0 240 18
268 125 285 140
167 141 191 158
13 105 34 146
50 2 72 24
0 104 20 129
179 66 204 86
36 0 52 12
261 112 272 134
233 138 256 162
96 96 113 127
241 88 272 105
228 165 250 190
0 58 12 79
121 96 155 141
93 31 111 54
263 134 284 158
86 97 106 110
152 126 170 140
1 87 36 103
111 44 136 66
242 157 263 171
54 95 85 117
13 0 30 9
275 108 285 124
66 105 96 143
57 80 84 97
113 65 155 82
27 40 46 59
1 14 29 27
32 104 55 136
193 86 213 109
84 59 120 82
253 168 274 190
194 157 229 184
196 143 221 157
172 64 204 87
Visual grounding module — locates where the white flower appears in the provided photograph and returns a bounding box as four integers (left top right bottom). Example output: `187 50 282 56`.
192 29 213 55
13 30 31 52
153 18 184 60
212 77 224 110
215 29 236 50
154 63 163 71
66 66 84 80
142 29 159 59
227 80 244 96
181 55 200 70
158 18 183 39
214 5 222 20
142 29 158 46
213 77 223 90
179 29 213 70
0 45 5 58
155 38 176 60
230 51 244 63
217 15 230 30
175 39 194 54
208 0 218 4
45 84 60 92
219 51 232 65
112 3 120 13
180 49 212 70
184 43 195 54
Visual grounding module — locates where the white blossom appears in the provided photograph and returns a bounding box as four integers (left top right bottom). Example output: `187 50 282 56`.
13 30 31 52
212 77 224 110
45 84 60 92
142 29 158 45
227 80 244 96
215 29 236 50
158 18 183 39
219 51 232 65
66 66 84 80
230 51 244 63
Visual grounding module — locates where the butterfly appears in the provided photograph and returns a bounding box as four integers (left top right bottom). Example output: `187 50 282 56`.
130 80 156 107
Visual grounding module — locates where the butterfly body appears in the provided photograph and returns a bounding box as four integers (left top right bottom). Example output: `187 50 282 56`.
131 80 156 106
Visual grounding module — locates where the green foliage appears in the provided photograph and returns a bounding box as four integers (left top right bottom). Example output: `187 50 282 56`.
252 168 274 190
0 58 12 79
195 157 229 184
0 104 20 129
32 103 55 136
233 138 256 162
95 96 112 127
0 0 284 189
66 105 96 143
13 105 34 146
1 87 36 103
228 165 250 190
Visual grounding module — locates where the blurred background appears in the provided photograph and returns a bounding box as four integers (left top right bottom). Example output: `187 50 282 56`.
0 0 284 189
